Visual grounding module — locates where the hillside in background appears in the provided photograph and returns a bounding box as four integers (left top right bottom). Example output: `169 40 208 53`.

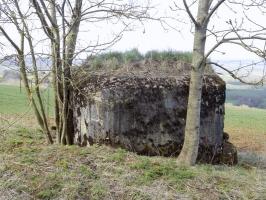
226 87 266 109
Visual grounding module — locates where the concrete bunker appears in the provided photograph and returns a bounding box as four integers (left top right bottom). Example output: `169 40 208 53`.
73 60 237 164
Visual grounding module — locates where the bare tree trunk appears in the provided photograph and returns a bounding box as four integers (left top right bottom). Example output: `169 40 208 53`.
18 29 53 144
15 1 51 144
51 42 62 143
0 7 53 144
61 0 83 145
50 5 62 143
48 0 65 143
19 54 53 144
34 0 82 145
177 0 210 166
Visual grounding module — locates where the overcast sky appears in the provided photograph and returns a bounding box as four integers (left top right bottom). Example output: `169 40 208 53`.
1 0 265 62
106 0 266 61
0 0 265 81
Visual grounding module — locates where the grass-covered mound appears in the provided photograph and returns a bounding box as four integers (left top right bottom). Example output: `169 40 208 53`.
83 49 193 71
73 50 215 91
0 125 265 199
79 49 214 76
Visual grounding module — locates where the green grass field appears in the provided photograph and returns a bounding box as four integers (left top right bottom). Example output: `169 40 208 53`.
225 104 266 134
0 84 30 114
0 84 54 115
1 84 266 199
224 104 266 152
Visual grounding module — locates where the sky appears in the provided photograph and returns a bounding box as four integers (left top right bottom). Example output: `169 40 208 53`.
0 0 265 82
72 0 266 81
1 0 266 62
105 0 266 61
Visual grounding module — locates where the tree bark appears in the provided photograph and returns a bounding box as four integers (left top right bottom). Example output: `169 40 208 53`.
61 0 83 145
49 0 63 143
177 0 210 166
0 1 53 144
19 54 53 144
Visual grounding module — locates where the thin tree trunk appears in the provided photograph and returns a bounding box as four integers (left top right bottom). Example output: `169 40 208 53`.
20 15 51 143
52 41 63 143
177 0 210 166
177 67 204 165
49 0 63 143
0 7 53 144
61 0 83 145
19 54 53 144
51 42 61 142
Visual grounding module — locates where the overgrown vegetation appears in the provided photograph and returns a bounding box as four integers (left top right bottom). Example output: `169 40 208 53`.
144 50 192 63
84 49 193 70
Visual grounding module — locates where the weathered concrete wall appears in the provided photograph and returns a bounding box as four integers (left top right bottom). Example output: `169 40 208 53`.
73 74 227 162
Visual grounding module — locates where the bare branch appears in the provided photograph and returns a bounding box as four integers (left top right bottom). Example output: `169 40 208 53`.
30 0 54 40
204 0 225 25
38 0 58 29
209 61 265 86
206 35 266 58
182 0 198 26
0 25 21 53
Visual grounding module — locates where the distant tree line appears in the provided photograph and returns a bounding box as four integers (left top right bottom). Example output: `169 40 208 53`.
226 89 266 109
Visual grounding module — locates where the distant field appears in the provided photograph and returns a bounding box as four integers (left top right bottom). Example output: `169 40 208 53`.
0 84 30 114
0 84 53 115
225 104 266 152
225 104 266 134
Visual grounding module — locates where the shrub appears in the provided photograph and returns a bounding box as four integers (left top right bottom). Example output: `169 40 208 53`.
145 50 192 63
123 48 143 63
